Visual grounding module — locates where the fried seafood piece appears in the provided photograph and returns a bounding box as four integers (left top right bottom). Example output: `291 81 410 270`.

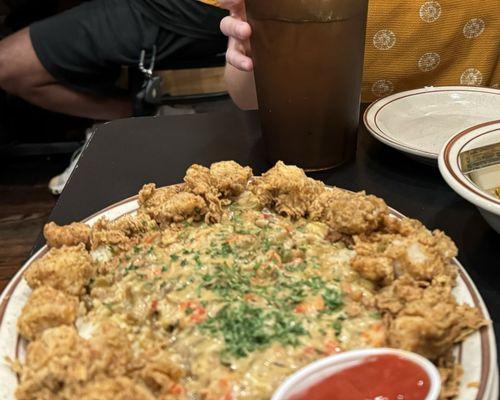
138 183 207 225
437 354 464 400
309 188 388 235
90 228 130 252
249 161 324 218
184 161 252 222
375 274 428 314
44 221 91 248
15 326 92 400
385 278 486 359
24 244 94 296
88 323 136 376
185 161 252 198
16 324 182 400
17 286 79 341
351 218 458 285
184 164 212 196
208 160 253 197
16 324 138 400
90 213 157 251
105 212 157 236
77 377 155 400
184 164 224 222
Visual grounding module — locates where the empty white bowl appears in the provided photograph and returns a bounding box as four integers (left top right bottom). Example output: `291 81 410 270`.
272 348 441 400
438 120 500 233
364 86 500 163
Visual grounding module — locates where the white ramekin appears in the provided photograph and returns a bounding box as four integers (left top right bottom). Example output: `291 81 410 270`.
272 348 441 400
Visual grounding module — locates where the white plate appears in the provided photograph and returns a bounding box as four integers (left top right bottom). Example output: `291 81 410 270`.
0 193 497 400
438 120 500 233
364 86 500 162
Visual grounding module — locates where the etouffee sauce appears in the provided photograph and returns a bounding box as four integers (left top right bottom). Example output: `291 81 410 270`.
84 191 385 399
290 354 430 400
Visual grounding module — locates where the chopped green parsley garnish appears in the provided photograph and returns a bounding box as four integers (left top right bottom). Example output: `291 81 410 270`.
202 302 306 359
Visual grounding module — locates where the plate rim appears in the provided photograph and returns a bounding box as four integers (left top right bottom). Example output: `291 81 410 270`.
363 85 500 160
0 190 496 400
438 120 500 216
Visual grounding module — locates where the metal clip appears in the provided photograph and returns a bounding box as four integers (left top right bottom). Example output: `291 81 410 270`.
139 45 157 78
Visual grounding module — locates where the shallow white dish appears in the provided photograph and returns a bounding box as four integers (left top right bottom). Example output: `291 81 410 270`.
364 86 500 162
438 120 500 233
272 348 441 400
0 192 497 400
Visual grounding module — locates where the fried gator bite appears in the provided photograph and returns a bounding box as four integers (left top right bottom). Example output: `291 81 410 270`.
250 161 324 218
16 325 183 400
24 243 94 296
383 277 486 359
309 187 388 235
17 286 79 341
351 217 458 285
16 326 90 400
77 377 155 400
138 183 207 226
44 221 91 248
209 160 252 198
184 161 252 222
437 355 465 400
90 213 158 251
16 325 132 400
138 161 252 225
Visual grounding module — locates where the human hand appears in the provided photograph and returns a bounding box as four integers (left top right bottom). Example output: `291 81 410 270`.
218 0 253 71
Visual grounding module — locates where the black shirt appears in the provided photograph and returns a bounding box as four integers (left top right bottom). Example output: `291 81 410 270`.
130 0 228 39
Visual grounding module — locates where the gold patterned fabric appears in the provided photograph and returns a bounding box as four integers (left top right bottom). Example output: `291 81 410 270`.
207 0 499 102
363 0 499 102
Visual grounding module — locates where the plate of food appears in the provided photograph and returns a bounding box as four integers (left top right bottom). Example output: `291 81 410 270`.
364 86 500 164
0 161 497 400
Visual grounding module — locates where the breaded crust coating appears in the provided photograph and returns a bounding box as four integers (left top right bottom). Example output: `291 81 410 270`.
16 324 182 400
44 222 91 248
153 192 207 225
77 377 155 400
437 356 464 400
209 160 252 198
138 183 184 210
24 244 94 296
184 164 223 223
16 325 134 400
138 183 207 225
184 161 252 222
185 161 252 199
90 213 158 251
249 161 324 218
107 213 158 236
310 188 388 235
17 286 78 341
351 218 458 285
16 326 91 400
378 277 486 359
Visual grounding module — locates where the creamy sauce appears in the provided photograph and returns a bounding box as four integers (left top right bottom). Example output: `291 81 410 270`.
84 192 383 399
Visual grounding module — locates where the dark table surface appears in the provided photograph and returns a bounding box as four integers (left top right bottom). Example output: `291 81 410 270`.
33 108 500 358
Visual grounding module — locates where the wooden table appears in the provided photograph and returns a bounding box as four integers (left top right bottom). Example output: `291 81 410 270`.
12 108 500 356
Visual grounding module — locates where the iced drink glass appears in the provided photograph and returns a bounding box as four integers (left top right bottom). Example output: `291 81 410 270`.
246 0 368 170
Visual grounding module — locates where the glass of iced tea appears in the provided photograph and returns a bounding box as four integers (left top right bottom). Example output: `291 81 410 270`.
246 0 369 170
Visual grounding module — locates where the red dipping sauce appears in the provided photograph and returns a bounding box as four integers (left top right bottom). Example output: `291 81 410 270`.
290 354 430 400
